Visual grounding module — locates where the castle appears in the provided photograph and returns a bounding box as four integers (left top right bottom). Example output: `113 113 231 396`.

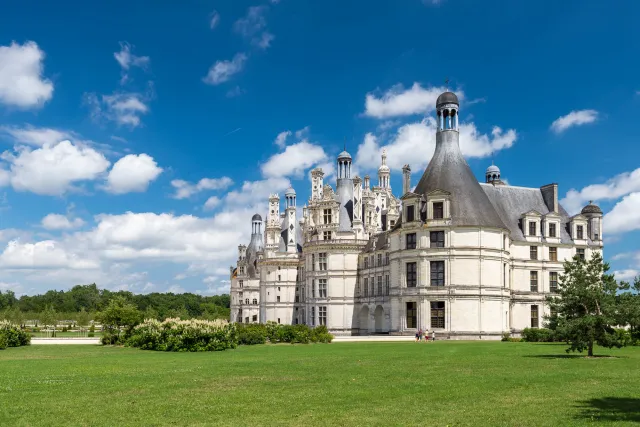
229 91 603 339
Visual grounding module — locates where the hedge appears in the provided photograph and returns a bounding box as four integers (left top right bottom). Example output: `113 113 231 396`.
0 320 31 349
127 318 237 352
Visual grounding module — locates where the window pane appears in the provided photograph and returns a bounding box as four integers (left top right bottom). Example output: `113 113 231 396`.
430 301 445 328
530 246 538 260
530 271 538 292
549 223 557 237
549 247 557 261
406 262 417 287
406 233 416 250
406 205 415 222
433 202 444 219
430 261 445 286
531 305 539 328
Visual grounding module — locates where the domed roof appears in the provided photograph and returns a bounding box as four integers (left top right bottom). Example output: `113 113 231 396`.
486 164 500 174
285 186 296 196
378 164 390 173
436 91 459 108
337 150 352 160
251 213 262 221
581 201 603 215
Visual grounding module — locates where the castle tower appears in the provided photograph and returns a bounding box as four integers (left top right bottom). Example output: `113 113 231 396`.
336 149 354 232
284 186 298 253
581 201 603 244
486 162 501 184
378 149 390 189
266 194 281 251
246 213 264 278
311 168 324 202
402 164 411 195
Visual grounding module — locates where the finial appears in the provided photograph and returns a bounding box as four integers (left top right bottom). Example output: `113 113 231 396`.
343 137 346 152
589 200 593 204
445 77 450 91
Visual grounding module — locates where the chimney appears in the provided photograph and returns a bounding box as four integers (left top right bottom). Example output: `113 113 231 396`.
540 183 558 213
364 175 371 191
402 164 411 195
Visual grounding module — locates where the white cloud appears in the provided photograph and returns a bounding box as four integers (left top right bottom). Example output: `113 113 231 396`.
295 126 310 139
613 269 640 282
255 32 275 50
209 10 220 29
364 84 462 119
171 176 233 199
85 92 150 128
113 42 149 85
202 53 247 85
0 41 54 109
5 140 110 196
550 109 598 134
204 196 221 210
355 118 517 171
261 140 328 178
560 167 640 215
0 125 69 147
604 192 640 234
41 213 85 230
226 86 245 98
234 6 275 50
105 153 162 194
274 130 291 148
0 240 98 269
224 177 290 206
0 168 9 187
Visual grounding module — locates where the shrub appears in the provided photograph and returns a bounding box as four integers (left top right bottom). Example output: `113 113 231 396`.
522 327 562 342
310 325 334 343
0 333 7 350
88 332 95 338
127 318 237 352
501 332 510 342
237 323 267 345
613 328 633 347
0 320 31 348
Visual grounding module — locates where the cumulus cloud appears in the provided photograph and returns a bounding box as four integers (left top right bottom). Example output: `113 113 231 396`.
114 42 149 85
105 153 163 194
560 167 640 214
224 177 290 206
255 32 275 50
0 41 54 109
0 240 98 269
203 196 221 210
171 176 233 199
261 140 328 178
41 213 85 230
550 109 598 134
85 92 150 128
202 53 248 85
0 125 69 147
4 140 110 196
613 269 640 282
355 118 517 171
274 130 291 148
604 193 640 234
209 10 220 29
364 84 462 119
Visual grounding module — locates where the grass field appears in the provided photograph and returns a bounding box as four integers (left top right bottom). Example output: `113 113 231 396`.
1 342 638 426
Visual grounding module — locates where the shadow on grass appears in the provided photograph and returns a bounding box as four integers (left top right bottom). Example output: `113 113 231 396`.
524 354 621 359
575 397 640 423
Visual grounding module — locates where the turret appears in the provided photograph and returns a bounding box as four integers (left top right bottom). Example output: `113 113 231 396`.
336 149 354 232
378 149 390 189
284 186 298 253
311 168 324 201
581 201 603 243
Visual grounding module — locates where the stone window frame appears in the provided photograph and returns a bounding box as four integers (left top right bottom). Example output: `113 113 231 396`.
406 262 417 287
530 246 538 260
430 261 445 286
530 271 538 292
549 247 558 262
549 272 558 292
318 306 327 326
430 301 445 329
318 279 327 298
530 305 539 328
406 232 417 250
430 230 445 248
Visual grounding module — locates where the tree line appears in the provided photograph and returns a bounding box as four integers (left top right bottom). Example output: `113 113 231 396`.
0 284 230 324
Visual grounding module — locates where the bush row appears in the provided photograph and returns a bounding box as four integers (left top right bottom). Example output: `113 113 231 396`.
237 322 333 345
127 318 238 352
521 328 564 343
0 321 31 349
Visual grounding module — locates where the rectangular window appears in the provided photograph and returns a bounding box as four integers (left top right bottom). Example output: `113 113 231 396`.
406 262 417 287
295 296 299 303
529 221 537 236
311 254 315 271
278 318 281 324
319 279 327 298
311 307 315 326
385 275 390 296
319 306 327 326
433 202 444 219
364 278 369 297
549 272 558 293
239 280 243 288
406 302 417 329
278 275 281 282
550 307 557 318
369 255 374 267
576 225 584 240
430 261 445 286
385 252 389 265
406 205 415 222
577 248 585 260
430 301 445 329
276 296 280 302
377 254 382 267
531 305 539 328
530 271 538 292
377 276 382 296
430 231 445 248
323 209 332 224
549 247 558 262
406 233 417 250
252 315 257 323
356 279 361 296
240 266 245 274
549 223 557 238
364 257 368 268
312 279 316 298
370 278 374 297
319 253 327 270
323 231 332 240
530 246 538 260
245 317 249 323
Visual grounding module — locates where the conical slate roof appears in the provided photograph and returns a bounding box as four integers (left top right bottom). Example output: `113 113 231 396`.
414 131 507 230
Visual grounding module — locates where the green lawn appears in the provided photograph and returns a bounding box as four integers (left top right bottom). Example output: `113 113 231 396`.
0 342 638 426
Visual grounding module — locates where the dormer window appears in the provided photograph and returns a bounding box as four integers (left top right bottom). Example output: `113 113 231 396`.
528 221 537 236
406 205 415 222
323 209 332 224
576 225 584 240
549 223 557 238
433 202 444 219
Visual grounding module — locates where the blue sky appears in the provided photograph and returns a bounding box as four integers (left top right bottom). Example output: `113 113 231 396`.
1 0 640 296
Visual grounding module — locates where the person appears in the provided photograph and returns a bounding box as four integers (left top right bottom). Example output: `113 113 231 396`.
416 328 422 342
431 330 436 342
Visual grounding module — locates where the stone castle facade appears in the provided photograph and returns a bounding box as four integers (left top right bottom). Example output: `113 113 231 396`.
229 91 604 339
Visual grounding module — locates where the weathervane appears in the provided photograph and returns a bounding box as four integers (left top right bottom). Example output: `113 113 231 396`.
445 77 450 91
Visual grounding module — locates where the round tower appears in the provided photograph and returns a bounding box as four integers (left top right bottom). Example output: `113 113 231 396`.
581 201 603 243
436 91 459 132
486 163 501 184
378 148 390 189
336 149 354 232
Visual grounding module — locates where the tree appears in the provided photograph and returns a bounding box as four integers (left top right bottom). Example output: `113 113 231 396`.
143 306 159 321
547 252 627 357
76 308 90 330
99 296 141 343
39 305 58 332
619 276 640 343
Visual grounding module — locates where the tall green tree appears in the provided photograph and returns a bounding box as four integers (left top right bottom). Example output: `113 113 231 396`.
76 308 90 329
99 296 141 342
39 305 58 330
619 276 640 342
547 252 627 357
